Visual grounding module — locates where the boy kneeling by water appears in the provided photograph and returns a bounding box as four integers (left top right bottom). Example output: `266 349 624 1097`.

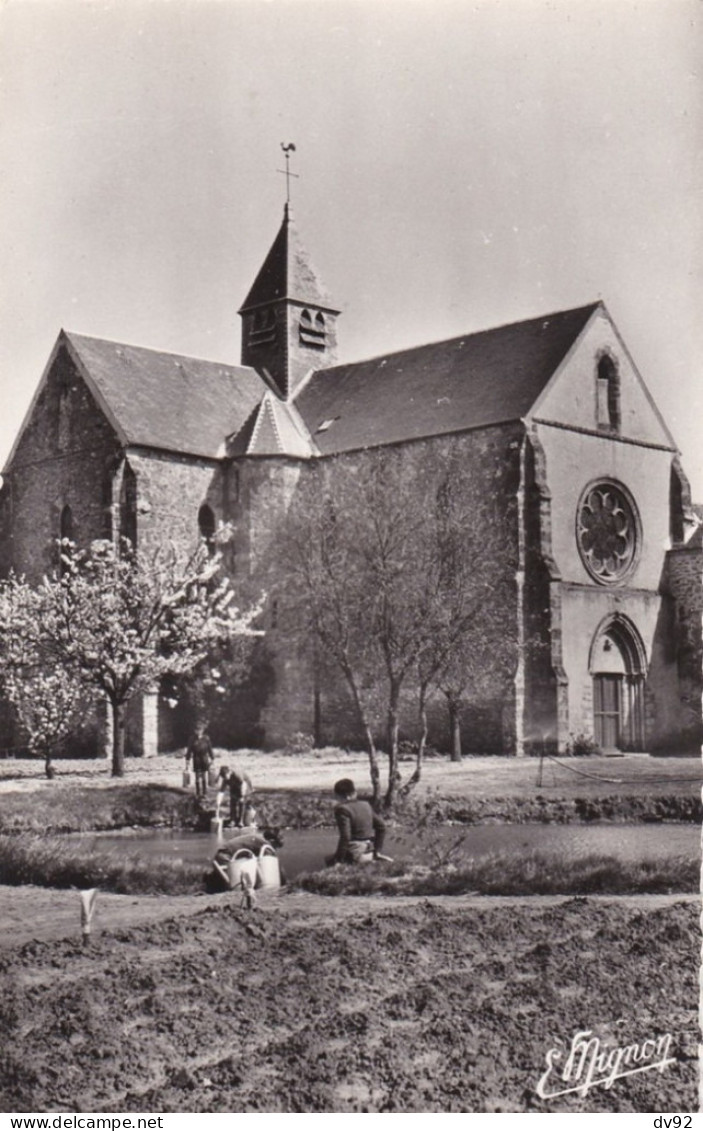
326 778 390 865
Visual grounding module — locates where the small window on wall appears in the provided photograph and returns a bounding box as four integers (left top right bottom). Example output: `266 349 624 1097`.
120 464 138 551
58 505 74 575
249 308 276 348
596 354 621 433
101 470 113 540
60 504 74 543
669 466 685 545
230 465 240 504
58 383 71 450
198 504 216 554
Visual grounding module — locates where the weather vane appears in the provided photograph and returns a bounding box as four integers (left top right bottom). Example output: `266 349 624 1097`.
278 142 299 205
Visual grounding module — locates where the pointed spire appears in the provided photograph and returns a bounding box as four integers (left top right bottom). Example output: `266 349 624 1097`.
239 204 335 314
239 205 341 401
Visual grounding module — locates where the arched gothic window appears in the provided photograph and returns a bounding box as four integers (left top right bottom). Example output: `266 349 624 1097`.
59 504 74 547
596 354 621 432
120 464 138 551
198 504 216 554
60 503 74 543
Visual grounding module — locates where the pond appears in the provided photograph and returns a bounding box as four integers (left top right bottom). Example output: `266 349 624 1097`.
72 822 699 879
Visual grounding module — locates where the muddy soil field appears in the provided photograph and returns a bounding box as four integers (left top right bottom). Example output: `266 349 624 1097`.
0 894 697 1114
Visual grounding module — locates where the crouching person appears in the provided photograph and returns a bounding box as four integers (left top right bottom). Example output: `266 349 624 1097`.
326 778 388 866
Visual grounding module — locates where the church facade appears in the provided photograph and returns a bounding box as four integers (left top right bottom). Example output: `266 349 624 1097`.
1 204 701 756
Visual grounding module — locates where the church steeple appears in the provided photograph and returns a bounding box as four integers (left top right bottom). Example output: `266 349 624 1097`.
238 204 340 401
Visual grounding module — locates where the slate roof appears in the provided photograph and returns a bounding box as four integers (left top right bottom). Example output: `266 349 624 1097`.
64 332 268 460
294 303 600 455
227 393 315 458
685 524 703 550
239 205 337 313
23 302 601 467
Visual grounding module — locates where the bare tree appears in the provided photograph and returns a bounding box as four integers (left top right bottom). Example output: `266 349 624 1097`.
284 447 517 807
402 466 517 789
282 470 384 802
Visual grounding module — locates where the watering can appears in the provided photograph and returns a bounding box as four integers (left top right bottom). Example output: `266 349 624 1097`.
213 847 258 890
256 843 281 889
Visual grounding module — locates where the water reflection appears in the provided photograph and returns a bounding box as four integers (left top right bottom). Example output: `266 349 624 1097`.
72 823 698 879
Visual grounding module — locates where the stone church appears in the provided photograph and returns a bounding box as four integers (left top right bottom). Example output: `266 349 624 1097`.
1 203 701 756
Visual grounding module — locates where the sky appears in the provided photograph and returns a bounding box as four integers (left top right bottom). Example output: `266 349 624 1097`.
0 0 701 492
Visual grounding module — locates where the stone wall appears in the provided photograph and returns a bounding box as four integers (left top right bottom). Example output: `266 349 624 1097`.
527 417 687 752
3 333 697 760
125 448 224 556
559 583 662 744
657 540 703 752
253 425 523 754
0 344 120 581
521 430 564 753
0 346 120 756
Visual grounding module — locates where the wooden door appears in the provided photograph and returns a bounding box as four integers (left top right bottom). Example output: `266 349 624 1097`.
593 674 622 750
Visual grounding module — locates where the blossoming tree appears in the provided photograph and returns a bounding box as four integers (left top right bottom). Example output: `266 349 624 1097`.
0 538 262 777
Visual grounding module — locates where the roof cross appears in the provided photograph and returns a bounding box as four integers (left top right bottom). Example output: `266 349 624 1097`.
278 142 299 205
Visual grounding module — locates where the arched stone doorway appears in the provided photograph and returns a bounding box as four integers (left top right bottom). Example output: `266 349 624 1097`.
589 616 646 752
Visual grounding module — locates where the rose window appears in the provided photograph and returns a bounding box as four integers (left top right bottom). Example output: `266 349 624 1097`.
577 483 639 583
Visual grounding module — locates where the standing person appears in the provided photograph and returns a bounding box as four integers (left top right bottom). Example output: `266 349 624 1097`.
228 767 253 826
327 778 388 865
186 725 213 800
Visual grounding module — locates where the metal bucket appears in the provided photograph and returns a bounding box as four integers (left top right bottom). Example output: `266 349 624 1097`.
182 770 192 787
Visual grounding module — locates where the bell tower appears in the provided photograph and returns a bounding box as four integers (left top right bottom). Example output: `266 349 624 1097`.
239 203 340 401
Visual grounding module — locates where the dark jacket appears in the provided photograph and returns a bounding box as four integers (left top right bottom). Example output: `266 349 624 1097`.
187 734 213 772
228 770 252 800
333 798 385 859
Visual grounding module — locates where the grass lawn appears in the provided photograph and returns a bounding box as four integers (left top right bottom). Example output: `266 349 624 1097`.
1 748 701 801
